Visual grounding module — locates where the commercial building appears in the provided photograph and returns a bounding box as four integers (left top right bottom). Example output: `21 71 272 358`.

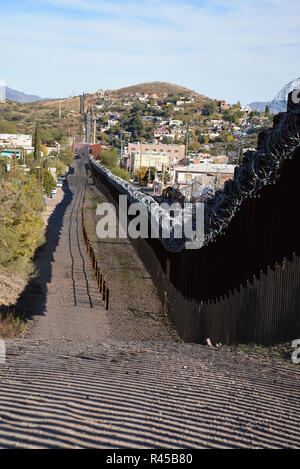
0 149 23 158
128 142 185 172
89 143 102 160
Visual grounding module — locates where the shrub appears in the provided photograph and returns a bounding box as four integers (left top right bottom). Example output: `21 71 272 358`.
101 148 118 169
111 166 131 182
0 178 44 275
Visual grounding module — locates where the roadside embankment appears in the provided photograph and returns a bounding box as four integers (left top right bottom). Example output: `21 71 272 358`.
0 187 64 337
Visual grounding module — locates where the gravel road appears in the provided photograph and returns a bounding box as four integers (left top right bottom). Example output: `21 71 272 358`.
0 158 300 449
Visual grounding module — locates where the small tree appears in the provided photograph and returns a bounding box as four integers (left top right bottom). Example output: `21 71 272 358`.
202 102 216 116
34 121 41 162
127 115 144 141
43 169 56 197
101 148 118 169
142 167 155 184
58 147 73 165
31 167 56 197
158 171 170 184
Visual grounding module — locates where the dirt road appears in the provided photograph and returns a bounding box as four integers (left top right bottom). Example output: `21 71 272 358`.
0 158 300 449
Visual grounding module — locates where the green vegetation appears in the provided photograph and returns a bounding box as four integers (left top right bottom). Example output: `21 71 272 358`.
111 166 131 182
31 167 56 197
142 167 155 184
0 97 83 141
0 97 76 335
48 157 68 178
0 310 28 338
0 177 44 276
100 148 118 169
0 118 17 133
126 115 145 141
33 121 41 161
202 102 217 116
100 148 130 181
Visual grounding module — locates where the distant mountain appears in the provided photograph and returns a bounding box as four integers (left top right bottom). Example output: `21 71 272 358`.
5 87 44 103
248 101 269 113
248 100 287 114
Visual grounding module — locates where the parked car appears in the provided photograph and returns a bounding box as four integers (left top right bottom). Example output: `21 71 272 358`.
56 181 63 188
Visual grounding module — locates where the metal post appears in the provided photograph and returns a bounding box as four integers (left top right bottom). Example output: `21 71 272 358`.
13 154 16 181
120 132 124 163
185 125 189 159
103 281 106 301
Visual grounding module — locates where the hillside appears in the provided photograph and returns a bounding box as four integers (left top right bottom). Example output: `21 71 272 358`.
0 81 213 144
0 96 83 144
112 81 205 99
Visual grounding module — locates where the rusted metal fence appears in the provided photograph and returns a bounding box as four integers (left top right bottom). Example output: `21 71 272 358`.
81 188 110 310
89 146 300 344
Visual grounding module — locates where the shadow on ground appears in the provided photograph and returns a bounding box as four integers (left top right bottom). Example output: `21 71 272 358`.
5 169 75 324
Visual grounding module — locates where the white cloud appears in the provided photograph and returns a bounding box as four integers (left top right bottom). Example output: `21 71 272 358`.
0 0 299 102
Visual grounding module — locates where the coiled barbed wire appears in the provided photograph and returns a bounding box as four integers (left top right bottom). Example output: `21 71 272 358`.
90 94 300 252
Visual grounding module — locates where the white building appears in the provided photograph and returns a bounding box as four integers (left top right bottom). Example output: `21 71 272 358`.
0 133 32 149
169 120 183 127
241 105 251 114
107 119 119 127
174 162 236 186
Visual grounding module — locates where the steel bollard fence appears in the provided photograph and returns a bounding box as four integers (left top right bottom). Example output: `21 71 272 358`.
103 281 106 302
81 186 110 310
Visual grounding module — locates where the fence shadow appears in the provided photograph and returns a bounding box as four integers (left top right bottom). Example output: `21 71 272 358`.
9 181 74 323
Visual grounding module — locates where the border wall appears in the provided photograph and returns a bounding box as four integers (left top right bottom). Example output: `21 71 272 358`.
89 144 300 345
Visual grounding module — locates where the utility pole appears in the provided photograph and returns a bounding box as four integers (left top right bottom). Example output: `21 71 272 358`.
148 157 151 186
185 125 189 159
185 123 190 190
59 100 62 119
120 132 124 163
80 93 85 116
13 154 16 181
5 155 8 182
86 111 92 144
93 116 96 144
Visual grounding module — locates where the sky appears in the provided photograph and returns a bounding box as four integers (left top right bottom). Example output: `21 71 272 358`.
0 0 299 104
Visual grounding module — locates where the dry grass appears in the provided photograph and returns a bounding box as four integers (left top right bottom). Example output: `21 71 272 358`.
0 272 27 307
0 97 83 138
0 310 27 338
222 342 297 366
0 272 29 338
